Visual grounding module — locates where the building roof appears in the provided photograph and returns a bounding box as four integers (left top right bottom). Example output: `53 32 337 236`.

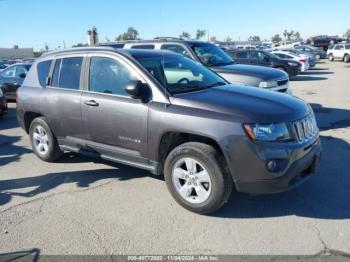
0 48 34 60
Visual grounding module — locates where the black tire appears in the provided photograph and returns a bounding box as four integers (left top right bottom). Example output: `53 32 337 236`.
29 117 63 162
328 54 334 61
344 54 350 63
164 142 233 214
275 67 290 77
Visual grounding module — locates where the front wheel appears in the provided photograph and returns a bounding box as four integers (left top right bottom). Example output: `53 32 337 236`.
29 117 63 162
315 54 321 61
164 142 233 214
328 54 334 61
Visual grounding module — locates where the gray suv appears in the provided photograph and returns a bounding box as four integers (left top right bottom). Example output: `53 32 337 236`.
101 40 291 94
17 47 322 214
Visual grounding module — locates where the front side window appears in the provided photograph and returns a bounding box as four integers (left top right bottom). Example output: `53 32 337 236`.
161 44 191 58
89 57 138 96
235 51 248 59
189 42 234 67
2 66 15 78
134 53 226 94
249 51 268 61
37 60 52 87
15 66 28 78
51 57 83 90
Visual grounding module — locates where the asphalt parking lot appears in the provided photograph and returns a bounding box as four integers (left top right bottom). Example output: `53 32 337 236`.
0 61 349 256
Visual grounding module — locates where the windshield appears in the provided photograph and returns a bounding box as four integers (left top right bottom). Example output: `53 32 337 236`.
134 53 227 94
189 42 235 67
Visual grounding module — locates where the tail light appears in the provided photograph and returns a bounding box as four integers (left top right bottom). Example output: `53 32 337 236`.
299 59 306 63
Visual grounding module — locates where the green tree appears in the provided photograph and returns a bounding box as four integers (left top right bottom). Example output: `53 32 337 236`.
179 32 191 39
195 29 206 40
225 36 232 42
344 29 350 39
283 30 295 41
292 31 302 41
248 36 261 42
210 36 217 42
116 27 139 41
271 34 282 43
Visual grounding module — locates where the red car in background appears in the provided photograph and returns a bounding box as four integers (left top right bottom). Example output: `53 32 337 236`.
0 87 7 118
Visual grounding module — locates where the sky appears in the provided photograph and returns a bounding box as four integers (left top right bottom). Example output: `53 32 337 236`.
0 0 349 51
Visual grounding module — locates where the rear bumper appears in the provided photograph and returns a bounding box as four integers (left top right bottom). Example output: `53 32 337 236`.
234 140 322 194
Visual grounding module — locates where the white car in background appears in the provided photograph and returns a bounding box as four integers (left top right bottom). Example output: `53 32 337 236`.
271 51 310 72
327 44 350 63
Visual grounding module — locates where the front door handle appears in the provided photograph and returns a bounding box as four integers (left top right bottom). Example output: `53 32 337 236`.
84 100 99 107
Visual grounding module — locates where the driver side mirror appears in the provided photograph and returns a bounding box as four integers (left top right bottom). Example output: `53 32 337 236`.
125 80 146 99
19 73 26 79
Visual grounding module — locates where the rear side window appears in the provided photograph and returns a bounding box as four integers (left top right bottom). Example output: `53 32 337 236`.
161 44 191 58
345 45 350 50
51 57 83 90
131 45 155 49
37 60 52 87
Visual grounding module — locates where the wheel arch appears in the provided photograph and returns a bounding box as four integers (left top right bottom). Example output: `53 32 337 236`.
24 111 43 133
157 131 231 176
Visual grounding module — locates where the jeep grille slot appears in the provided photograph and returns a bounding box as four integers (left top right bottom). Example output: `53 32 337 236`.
292 114 318 143
277 79 289 86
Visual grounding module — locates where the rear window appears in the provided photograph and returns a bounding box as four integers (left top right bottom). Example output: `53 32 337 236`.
37 60 52 87
131 45 155 50
51 57 83 90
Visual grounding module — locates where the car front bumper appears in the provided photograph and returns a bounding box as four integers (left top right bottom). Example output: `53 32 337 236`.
225 134 322 195
234 141 322 194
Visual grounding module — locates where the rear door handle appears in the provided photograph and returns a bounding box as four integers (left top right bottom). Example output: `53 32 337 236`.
84 100 99 107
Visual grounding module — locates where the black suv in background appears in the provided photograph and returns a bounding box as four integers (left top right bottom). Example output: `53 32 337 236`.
227 49 301 78
17 47 321 214
101 40 291 94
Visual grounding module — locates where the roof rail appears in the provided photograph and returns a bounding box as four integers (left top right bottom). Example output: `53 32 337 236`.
41 46 117 57
153 37 184 41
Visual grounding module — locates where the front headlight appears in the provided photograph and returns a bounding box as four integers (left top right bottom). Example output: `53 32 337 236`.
243 123 291 141
259 81 277 88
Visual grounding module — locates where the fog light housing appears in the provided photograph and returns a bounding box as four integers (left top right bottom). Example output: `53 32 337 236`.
267 160 277 172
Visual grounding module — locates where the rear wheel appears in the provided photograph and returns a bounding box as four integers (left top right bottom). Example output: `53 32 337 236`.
29 117 63 162
344 54 350 63
328 54 334 61
164 142 233 214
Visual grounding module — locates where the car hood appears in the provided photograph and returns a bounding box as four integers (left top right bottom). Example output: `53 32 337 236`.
210 64 287 81
171 84 310 123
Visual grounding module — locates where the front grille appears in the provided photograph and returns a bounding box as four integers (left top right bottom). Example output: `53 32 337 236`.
277 79 289 86
291 114 318 142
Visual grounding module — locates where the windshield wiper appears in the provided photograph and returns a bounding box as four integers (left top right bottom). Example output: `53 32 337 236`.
171 85 206 94
205 81 227 88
